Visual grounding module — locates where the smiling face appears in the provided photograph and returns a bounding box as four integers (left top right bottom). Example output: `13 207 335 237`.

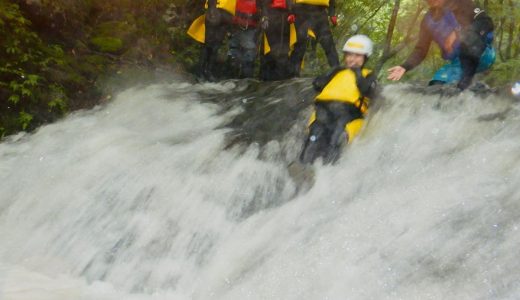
343 52 366 68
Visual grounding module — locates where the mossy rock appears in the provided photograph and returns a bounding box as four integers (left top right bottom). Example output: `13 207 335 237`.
89 20 137 54
90 37 124 53
94 21 134 38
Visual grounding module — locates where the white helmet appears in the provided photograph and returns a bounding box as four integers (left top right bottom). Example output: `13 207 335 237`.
342 34 374 57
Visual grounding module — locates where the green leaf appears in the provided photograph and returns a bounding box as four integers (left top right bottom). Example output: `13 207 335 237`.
48 97 67 112
18 111 33 130
26 74 39 86
9 81 21 91
21 87 32 97
8 94 20 103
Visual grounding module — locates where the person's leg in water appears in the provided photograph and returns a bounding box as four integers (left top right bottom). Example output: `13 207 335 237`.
300 103 332 164
300 102 360 164
323 102 361 164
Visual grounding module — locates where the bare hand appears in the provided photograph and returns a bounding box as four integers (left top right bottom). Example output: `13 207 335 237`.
387 66 406 81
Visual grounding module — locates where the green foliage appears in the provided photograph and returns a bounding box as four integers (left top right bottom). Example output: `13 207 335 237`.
483 58 520 86
1 2 43 130
47 84 67 113
10 0 517 137
17 111 33 130
0 1 74 134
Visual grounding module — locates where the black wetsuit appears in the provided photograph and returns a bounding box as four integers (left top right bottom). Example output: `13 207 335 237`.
289 1 339 77
228 0 260 78
401 0 494 89
259 0 292 81
200 0 234 81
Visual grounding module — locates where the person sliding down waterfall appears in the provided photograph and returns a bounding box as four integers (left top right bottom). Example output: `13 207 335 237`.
299 35 376 165
387 0 495 90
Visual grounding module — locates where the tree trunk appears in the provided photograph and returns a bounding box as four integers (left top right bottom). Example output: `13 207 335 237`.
375 0 400 74
356 1 388 34
498 0 506 61
505 0 514 59
515 24 520 58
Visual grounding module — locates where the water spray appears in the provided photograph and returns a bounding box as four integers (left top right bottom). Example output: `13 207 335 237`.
512 81 520 97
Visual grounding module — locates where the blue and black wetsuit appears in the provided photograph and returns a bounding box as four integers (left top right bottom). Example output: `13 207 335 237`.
401 0 494 89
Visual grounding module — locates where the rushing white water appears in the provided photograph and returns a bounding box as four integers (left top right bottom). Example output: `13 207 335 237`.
0 79 519 300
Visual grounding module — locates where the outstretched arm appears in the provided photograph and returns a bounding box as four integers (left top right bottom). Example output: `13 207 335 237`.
387 17 432 81
401 18 432 71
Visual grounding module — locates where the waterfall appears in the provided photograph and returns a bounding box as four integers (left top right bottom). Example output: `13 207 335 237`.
1 79 519 299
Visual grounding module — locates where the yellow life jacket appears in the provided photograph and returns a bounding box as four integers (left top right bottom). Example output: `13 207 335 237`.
315 68 371 115
205 0 237 15
187 15 206 43
294 0 329 7
188 0 237 43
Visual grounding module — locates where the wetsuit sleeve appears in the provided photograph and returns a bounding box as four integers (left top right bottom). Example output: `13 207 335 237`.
401 17 433 71
353 69 377 98
328 0 336 17
364 73 377 99
312 66 344 92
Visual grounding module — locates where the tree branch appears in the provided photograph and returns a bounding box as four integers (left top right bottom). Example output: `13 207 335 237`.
374 1 424 75
356 0 388 34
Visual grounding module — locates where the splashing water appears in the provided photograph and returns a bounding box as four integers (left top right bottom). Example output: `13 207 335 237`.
1 78 519 300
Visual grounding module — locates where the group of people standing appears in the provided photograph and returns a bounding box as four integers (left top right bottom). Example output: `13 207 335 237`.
188 0 497 164
188 0 339 81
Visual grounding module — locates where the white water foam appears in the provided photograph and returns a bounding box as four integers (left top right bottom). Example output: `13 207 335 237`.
1 81 519 299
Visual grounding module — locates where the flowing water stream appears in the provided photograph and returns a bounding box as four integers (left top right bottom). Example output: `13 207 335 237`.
1 78 519 299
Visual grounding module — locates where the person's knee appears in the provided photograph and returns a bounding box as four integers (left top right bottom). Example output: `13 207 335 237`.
308 121 327 140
